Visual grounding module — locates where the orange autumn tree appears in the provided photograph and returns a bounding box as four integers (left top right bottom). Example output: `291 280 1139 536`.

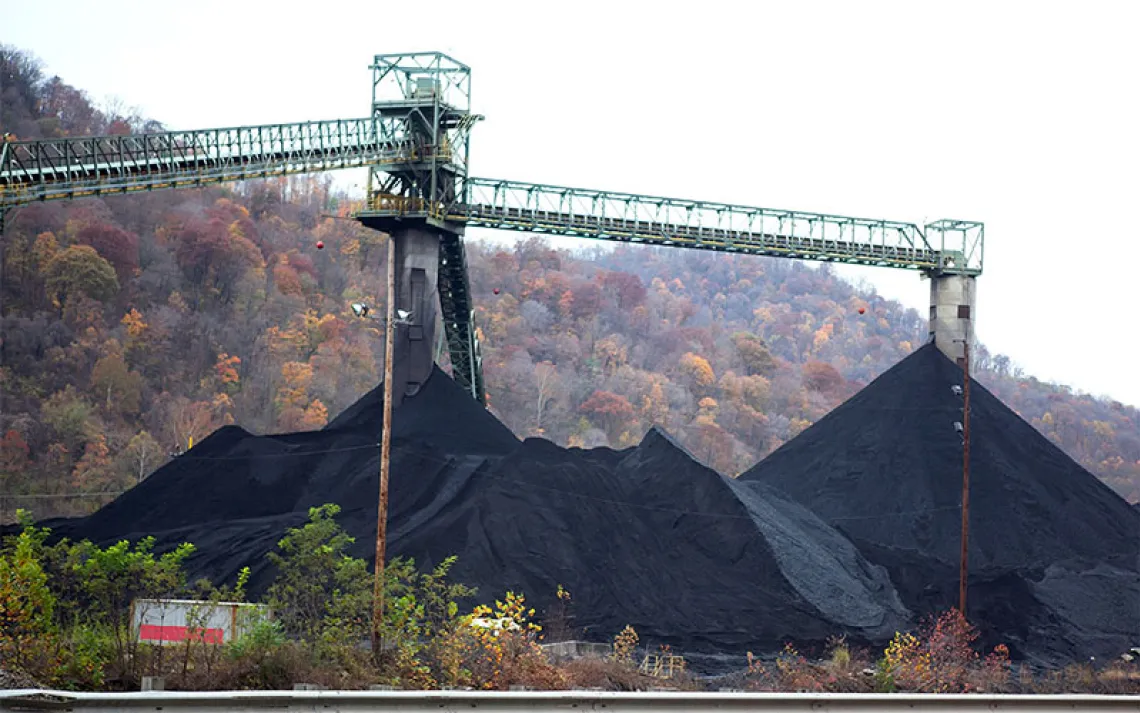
274 362 328 431
802 360 845 396
0 431 31 496
578 390 635 446
72 435 114 491
214 353 241 393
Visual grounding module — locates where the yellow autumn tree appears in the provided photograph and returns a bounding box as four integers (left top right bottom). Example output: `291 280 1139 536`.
276 362 315 430
640 380 669 428
679 352 716 392
812 323 834 353
276 362 313 412
695 397 719 426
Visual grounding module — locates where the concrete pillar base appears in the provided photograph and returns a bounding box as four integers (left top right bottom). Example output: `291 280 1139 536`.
929 274 976 370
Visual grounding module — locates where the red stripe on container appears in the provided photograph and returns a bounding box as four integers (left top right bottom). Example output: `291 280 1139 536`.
138 624 225 644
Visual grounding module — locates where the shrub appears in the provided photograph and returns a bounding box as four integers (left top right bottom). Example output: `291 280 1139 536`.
611 625 639 665
561 656 656 690
0 515 59 678
774 643 827 692
437 591 566 690
541 584 575 643
266 504 366 642
877 609 1014 693
54 623 115 690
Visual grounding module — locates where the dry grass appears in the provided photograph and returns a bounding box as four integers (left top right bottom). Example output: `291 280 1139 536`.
557 656 702 691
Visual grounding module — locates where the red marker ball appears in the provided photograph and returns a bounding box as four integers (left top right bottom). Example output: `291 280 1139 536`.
493 288 500 295
858 307 866 314
316 241 325 250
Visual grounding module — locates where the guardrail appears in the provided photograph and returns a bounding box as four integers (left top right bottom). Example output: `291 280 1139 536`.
1 690 1137 713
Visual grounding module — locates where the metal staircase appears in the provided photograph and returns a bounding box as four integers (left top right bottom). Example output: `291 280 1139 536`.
437 232 485 401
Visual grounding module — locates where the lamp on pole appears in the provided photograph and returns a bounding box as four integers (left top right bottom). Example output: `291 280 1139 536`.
351 302 413 327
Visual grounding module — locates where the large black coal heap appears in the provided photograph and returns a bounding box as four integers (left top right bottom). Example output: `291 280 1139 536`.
740 342 1140 662
381 428 910 652
39 368 910 663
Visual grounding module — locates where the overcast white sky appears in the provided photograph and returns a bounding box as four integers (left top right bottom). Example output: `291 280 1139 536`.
6 0 1139 406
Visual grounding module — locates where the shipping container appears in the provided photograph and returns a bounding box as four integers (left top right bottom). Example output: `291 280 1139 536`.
131 598 270 646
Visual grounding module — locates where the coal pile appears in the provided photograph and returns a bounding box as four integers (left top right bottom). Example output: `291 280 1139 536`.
23 343 1139 668
41 366 910 665
383 428 909 653
740 343 1140 663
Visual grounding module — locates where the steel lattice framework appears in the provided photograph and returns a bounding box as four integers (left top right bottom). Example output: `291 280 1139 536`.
450 178 983 275
0 118 393 206
0 51 985 404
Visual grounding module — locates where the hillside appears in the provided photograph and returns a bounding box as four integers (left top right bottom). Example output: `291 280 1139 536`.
2 45 1138 521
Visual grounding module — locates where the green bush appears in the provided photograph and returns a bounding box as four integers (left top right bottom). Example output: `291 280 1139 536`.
0 513 58 676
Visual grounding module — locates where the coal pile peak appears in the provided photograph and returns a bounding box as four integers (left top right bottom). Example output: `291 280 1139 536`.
618 425 909 640
54 366 511 544
325 364 519 456
740 342 1140 569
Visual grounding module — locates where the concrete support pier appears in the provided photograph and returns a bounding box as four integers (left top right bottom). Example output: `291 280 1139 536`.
389 226 442 408
929 274 976 369
355 220 443 410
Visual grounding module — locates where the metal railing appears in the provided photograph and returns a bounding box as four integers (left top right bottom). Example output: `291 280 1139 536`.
0 120 451 208
1 689 1133 713
445 178 977 275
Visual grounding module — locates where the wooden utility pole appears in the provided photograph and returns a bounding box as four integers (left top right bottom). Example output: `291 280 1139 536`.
371 235 396 656
959 341 971 615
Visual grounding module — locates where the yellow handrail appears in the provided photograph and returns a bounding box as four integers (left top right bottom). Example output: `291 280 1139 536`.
367 194 450 222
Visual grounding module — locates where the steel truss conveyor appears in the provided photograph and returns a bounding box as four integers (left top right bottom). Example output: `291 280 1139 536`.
0 118 408 206
450 178 973 274
0 51 985 404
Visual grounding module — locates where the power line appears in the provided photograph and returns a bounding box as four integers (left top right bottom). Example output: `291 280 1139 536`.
172 442 380 461
1 492 123 500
